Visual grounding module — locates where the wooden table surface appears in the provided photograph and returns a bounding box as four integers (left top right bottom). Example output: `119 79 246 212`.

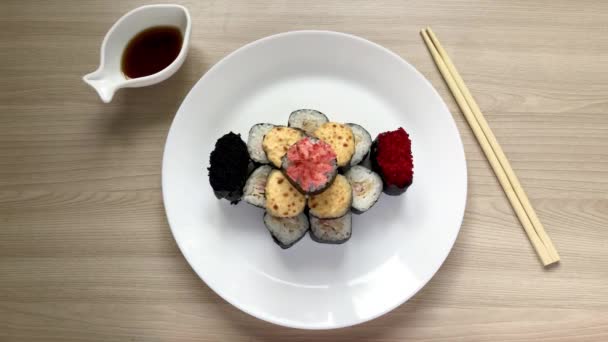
2 0 607 340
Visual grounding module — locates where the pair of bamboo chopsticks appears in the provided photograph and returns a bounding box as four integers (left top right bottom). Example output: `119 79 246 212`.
420 27 560 266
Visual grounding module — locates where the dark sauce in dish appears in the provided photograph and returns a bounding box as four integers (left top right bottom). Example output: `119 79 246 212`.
121 26 183 79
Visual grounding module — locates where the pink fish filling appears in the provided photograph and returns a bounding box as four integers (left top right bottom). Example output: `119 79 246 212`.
285 137 337 191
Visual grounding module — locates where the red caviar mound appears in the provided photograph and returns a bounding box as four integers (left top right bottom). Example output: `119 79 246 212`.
371 127 413 195
281 137 338 194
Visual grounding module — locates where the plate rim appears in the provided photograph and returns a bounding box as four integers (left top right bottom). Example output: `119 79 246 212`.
162 30 468 329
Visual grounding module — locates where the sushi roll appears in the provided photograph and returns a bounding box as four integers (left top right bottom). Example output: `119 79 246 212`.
247 123 274 164
309 212 352 244
281 137 338 194
262 126 304 167
313 122 355 167
265 169 306 217
208 132 251 204
288 109 329 136
345 166 382 213
308 174 352 219
264 212 309 249
242 165 272 208
347 123 372 166
371 127 414 195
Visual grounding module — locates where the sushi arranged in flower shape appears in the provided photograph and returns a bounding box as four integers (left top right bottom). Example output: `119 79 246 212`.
206 109 414 249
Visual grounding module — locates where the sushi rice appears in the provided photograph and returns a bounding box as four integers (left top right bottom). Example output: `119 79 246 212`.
242 165 272 208
264 212 309 249
345 165 382 213
347 123 372 166
247 123 274 164
309 212 352 244
288 109 329 136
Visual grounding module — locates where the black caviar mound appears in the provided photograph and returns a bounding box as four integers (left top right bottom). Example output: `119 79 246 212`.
208 132 251 204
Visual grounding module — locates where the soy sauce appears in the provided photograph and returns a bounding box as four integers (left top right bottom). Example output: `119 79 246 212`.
121 26 183 79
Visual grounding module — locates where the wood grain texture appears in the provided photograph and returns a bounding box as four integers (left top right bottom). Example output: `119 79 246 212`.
1 0 607 340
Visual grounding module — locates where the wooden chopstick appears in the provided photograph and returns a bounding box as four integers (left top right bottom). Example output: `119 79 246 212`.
424 28 560 263
420 28 560 266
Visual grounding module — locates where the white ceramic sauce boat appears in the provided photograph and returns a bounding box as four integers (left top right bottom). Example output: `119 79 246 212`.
83 4 191 103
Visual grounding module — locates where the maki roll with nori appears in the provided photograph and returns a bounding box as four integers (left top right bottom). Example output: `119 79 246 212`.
345 166 382 213
308 174 352 219
247 123 274 164
281 137 338 195
313 122 355 167
264 212 309 249
347 123 372 166
371 127 414 195
208 132 251 203
288 109 329 135
262 126 304 167
242 165 272 208
265 169 307 218
309 212 352 244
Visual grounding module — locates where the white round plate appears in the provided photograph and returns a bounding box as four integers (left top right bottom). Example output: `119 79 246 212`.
162 31 467 329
